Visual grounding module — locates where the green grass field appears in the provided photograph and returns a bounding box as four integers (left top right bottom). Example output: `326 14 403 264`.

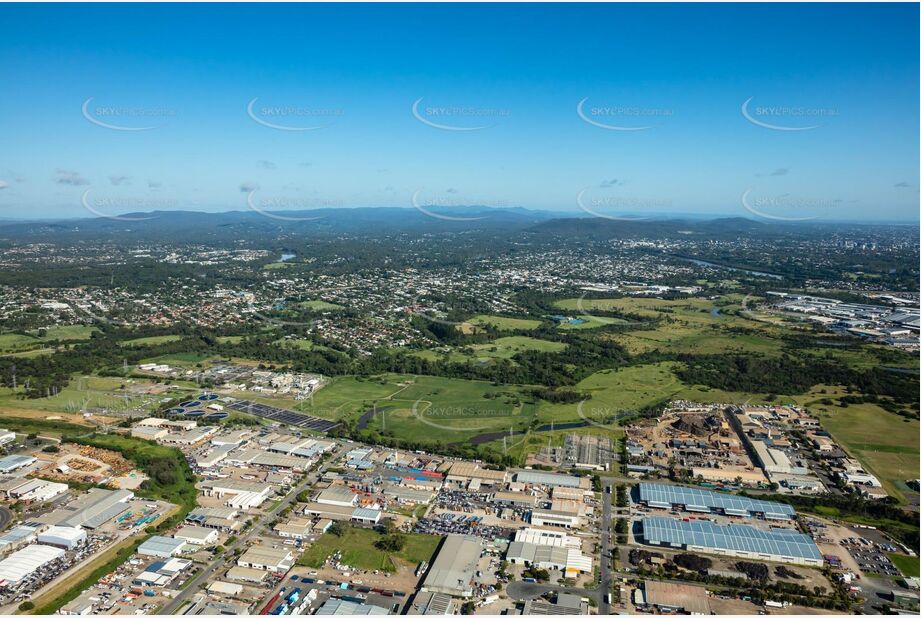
299 300 344 311
798 386 919 503
466 314 541 331
0 325 98 352
138 351 212 365
263 261 292 270
535 362 686 425
297 527 440 572
119 334 183 347
888 553 920 577
413 336 566 365
0 375 161 415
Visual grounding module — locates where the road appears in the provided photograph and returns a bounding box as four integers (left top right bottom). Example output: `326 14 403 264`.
161 455 337 614
598 478 613 614
0 506 11 532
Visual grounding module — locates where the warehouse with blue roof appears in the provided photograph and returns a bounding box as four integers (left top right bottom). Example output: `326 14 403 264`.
640 517 823 566
636 482 796 519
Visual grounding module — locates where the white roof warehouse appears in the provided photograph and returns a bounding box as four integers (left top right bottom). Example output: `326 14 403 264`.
0 545 66 586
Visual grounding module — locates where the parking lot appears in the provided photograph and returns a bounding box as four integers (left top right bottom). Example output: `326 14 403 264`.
840 537 902 578
414 511 514 541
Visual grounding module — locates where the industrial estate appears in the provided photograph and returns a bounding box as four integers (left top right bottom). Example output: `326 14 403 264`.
0 1 918 616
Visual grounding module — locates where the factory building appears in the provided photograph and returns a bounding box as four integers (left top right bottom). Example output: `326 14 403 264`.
0 454 36 474
138 535 187 558
133 558 193 587
421 534 483 598
316 486 358 508
641 517 823 567
505 541 592 577
199 479 274 510
185 508 240 532
315 599 389 615
174 526 220 546
444 462 507 488
38 488 134 530
0 544 66 585
514 470 591 491
514 527 582 549
492 491 538 508
636 483 795 520
237 545 294 572
0 525 39 554
37 525 87 549
530 508 581 529
7 478 68 503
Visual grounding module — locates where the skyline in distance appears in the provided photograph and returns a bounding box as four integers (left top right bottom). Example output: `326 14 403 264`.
0 2 918 222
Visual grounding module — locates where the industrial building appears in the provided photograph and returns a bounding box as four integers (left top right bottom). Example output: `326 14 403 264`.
506 541 592 577
138 535 187 558
514 528 582 549
37 525 87 549
406 591 454 615
199 479 273 510
7 478 69 503
444 462 507 488
0 544 66 585
636 482 796 519
492 491 538 508
421 534 482 598
133 557 193 586
314 599 390 615
641 517 823 566
0 429 16 445
174 526 219 546
236 545 294 572
530 508 581 528
751 440 795 475
382 486 434 505
514 470 590 490
44 488 134 529
0 454 36 474
0 525 38 554
186 506 241 531
316 486 358 507
352 506 383 525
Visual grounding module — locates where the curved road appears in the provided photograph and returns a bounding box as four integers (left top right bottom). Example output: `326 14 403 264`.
0 505 12 532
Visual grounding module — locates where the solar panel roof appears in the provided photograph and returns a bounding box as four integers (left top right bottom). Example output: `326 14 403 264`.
638 482 795 518
642 517 822 561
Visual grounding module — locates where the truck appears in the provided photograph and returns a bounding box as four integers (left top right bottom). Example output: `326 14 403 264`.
764 600 790 608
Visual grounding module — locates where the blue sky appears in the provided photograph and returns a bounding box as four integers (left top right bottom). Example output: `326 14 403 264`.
0 2 917 221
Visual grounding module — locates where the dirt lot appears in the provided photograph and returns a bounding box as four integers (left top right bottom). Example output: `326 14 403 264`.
710 596 840 615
